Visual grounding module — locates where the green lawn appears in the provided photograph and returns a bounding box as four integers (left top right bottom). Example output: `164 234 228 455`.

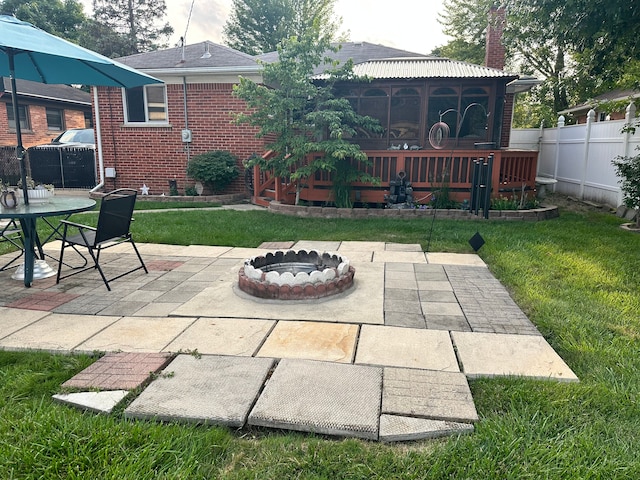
1 198 639 478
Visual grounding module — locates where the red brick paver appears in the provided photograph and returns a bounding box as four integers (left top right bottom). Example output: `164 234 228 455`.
62 352 174 390
145 260 184 271
7 291 79 311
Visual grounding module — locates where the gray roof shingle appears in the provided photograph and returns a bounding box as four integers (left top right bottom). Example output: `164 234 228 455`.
116 41 259 70
1 77 91 105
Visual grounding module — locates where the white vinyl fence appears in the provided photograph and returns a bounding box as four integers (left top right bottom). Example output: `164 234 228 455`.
509 103 640 207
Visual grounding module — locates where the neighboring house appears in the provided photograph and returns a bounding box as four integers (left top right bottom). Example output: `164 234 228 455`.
559 89 640 124
0 78 92 148
93 7 537 202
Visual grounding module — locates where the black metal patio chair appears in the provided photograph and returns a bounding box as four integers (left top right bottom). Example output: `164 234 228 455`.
0 218 24 271
56 188 148 291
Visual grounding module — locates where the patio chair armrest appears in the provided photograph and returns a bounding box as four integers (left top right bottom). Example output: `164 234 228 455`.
59 220 97 232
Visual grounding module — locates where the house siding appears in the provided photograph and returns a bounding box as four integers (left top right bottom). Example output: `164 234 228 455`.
96 83 264 195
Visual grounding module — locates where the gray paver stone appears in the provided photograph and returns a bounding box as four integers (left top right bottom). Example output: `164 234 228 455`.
249 359 382 440
125 355 274 427
379 414 474 442
382 367 478 423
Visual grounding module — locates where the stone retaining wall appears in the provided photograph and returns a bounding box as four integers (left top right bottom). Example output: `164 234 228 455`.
268 201 559 221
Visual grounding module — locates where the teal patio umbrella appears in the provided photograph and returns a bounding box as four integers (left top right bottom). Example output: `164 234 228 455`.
0 14 162 204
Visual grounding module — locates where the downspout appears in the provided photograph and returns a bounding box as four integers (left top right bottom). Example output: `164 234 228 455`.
90 86 104 193
183 76 190 164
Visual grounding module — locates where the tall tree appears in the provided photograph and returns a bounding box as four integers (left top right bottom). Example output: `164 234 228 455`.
92 0 173 54
0 0 87 42
224 0 341 55
233 32 380 207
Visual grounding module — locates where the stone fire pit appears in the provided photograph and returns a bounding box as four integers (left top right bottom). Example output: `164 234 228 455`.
238 250 355 300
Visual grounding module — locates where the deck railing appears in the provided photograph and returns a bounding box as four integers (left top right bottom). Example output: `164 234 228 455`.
253 149 538 205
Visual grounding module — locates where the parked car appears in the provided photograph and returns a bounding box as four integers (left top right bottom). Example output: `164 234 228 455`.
35 128 95 148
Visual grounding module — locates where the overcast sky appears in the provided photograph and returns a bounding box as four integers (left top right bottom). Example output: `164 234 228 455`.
80 0 450 55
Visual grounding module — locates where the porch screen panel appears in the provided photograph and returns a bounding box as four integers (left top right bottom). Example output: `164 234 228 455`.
359 88 389 140
390 87 421 146
460 87 489 141
427 87 458 143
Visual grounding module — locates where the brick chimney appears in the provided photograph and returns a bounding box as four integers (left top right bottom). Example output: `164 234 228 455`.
484 6 506 70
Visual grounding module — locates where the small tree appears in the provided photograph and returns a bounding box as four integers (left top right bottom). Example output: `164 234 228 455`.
187 151 239 194
233 30 381 207
613 148 640 228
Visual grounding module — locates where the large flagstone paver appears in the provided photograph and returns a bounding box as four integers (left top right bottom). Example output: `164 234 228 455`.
164 317 275 356
0 307 50 339
125 355 275 427
355 325 459 371
257 321 358 363
172 262 384 324
0 313 120 352
452 332 579 382
75 316 197 353
248 359 382 440
426 253 487 267
373 251 427 264
291 240 342 252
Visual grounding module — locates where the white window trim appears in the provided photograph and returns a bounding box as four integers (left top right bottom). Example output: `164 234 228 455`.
121 85 170 126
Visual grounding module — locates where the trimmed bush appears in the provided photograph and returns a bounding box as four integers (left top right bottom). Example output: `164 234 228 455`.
186 150 239 194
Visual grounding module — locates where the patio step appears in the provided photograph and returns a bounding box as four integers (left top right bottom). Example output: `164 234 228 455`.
252 196 272 208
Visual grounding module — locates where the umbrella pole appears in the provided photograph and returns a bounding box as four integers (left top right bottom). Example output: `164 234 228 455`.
8 49 29 205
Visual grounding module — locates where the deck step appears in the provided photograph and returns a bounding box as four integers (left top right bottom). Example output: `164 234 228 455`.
252 196 272 208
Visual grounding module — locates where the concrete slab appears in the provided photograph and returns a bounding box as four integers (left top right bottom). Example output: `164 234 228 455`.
379 414 474 442
385 243 423 252
355 326 459 371
452 332 579 382
417 280 453 291
384 312 426 329
75 316 197 353
133 243 192 256
382 367 478 422
337 241 386 252
0 307 50 339
182 245 233 257
53 390 129 414
258 241 295 249
0 314 120 352
125 355 274 427
164 317 275 356
173 262 384 325
248 359 382 440
426 253 487 267
373 251 427 263
291 240 342 252
257 321 358 363
220 247 272 259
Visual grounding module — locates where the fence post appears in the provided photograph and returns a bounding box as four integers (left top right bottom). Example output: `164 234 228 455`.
552 115 564 192
579 109 595 200
618 102 637 205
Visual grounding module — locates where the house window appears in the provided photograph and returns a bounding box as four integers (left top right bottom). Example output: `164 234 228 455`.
84 110 93 128
459 87 489 140
6 103 31 131
123 84 167 124
46 107 64 131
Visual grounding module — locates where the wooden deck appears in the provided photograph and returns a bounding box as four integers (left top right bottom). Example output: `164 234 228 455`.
252 149 538 206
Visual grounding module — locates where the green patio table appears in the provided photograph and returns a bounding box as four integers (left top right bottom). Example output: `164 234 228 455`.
0 196 96 287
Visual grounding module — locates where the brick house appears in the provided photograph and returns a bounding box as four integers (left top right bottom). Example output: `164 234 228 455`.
0 78 91 148
94 41 428 196
93 7 537 201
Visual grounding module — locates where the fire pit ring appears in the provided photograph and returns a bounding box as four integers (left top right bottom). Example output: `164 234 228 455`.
238 250 355 300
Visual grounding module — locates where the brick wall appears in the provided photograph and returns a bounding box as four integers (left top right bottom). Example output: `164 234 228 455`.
96 83 265 195
0 100 89 148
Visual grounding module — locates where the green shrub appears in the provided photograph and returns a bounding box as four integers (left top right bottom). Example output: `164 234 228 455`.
186 151 239 194
613 149 640 227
